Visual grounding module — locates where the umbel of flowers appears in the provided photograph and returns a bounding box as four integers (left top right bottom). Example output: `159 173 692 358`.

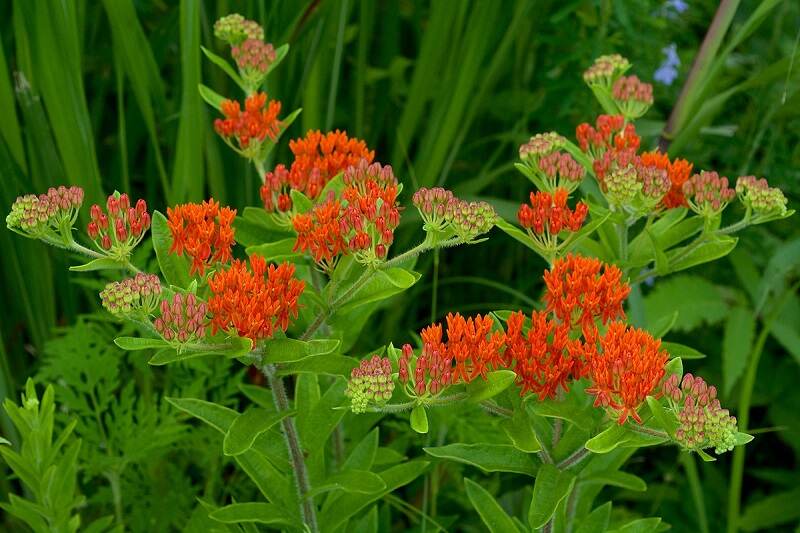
6 186 84 242
166 199 237 276
100 273 162 318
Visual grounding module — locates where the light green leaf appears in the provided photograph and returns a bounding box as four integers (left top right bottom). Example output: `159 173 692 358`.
289 189 313 214
338 268 420 313
502 406 542 453
246 238 305 263
660 342 705 360
667 235 738 273
646 397 677 437
466 370 516 402
151 210 192 288
114 336 169 351
410 405 428 434
734 432 754 446
495 217 538 254
198 83 225 111
261 338 340 364
201 45 245 90
528 463 576 529
223 408 293 456
585 424 668 454
276 355 358 377
464 478 521 533
306 469 386 498
68 257 127 272
209 503 296 526
166 397 238 433
696 449 716 462
723 307 756 396
424 443 537 476
607 517 662 533
575 502 612 533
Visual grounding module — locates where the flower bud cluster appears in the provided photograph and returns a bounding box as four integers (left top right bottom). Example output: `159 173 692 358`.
583 54 631 88
612 75 653 119
412 187 455 230
345 355 395 414
99 273 162 317
604 164 641 206
682 171 735 217
735 176 788 217
232 39 276 80
6 186 84 237
444 199 496 243
518 132 567 161
214 14 264 45
663 373 738 454
87 193 151 258
154 293 208 345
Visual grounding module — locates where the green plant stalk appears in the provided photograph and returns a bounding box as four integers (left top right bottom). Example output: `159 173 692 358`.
659 0 740 150
259 361 319 533
726 281 799 533
680 452 709 533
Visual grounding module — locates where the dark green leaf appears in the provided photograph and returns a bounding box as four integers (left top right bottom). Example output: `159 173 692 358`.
464 478 521 533
722 307 755 396
223 408 293 456
528 463 576 529
424 443 537 476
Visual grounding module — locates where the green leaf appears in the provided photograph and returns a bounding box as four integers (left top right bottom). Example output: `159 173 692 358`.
528 383 599 431
198 83 225 111
337 268 420 313
265 44 289 78
607 517 662 533
738 487 800 531
424 443 537 476
734 432 754 446
246 238 305 263
585 424 668 454
644 275 728 332
151 210 192 288
165 397 238 433
410 405 428 434
502 406 542 453
696 449 716 462
528 463 576 529
667 235 738 273
114 336 169 351
289 189 313 214
68 257 127 272
495 217 538 254
261 338 340 364
223 408 293 456
276 355 358 377
464 478 521 533
646 397 677 437
151 336 254 365
575 502 612 533
664 356 683 380
209 503 296 527
660 342 705 360
201 45 245 90
306 469 386 498
466 370 516 402
722 307 756 396
583 469 647 492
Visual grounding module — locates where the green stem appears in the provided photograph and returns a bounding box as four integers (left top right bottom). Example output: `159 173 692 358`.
259 362 319 533
557 447 591 470
681 452 709 533
726 282 798 533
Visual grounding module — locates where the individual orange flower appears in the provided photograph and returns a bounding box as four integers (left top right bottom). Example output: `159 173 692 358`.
543 254 630 342
292 199 347 273
444 313 506 384
505 310 575 400
214 92 282 155
167 200 237 276
573 321 668 424
640 150 694 208
207 255 304 342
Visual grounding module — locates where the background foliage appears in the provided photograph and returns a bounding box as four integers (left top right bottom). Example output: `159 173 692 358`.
0 0 798 531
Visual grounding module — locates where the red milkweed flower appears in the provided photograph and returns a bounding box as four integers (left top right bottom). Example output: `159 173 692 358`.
573 321 668 424
87 192 150 258
260 130 375 214
517 188 588 254
575 115 640 160
292 198 348 273
214 92 282 156
445 313 506 384
640 150 694 209
505 310 575 400
166 200 237 276
543 254 630 342
207 256 304 342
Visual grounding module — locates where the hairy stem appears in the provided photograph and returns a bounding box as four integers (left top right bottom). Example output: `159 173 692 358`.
557 447 591 470
259 362 319 533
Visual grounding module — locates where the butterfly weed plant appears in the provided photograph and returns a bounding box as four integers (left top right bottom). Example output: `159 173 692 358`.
2 14 794 533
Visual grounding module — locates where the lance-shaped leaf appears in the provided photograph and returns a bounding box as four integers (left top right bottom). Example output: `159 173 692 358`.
69 257 128 272
306 469 386 498
223 408 293 456
528 463 576 529
260 338 340 364
410 405 428 434
208 503 297 527
114 337 170 351
464 478 521 533
424 443 537 476
466 370 515 402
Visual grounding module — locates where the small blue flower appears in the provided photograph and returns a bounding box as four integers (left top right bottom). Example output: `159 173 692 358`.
654 43 680 86
666 0 689 14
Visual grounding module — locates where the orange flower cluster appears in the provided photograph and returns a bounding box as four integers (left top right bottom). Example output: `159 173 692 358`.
207 255 304 342
575 115 640 159
640 150 694 208
400 313 505 395
571 322 668 424
506 311 574 399
543 254 630 342
518 188 588 236
261 130 374 211
214 92 282 151
167 200 237 276
292 161 400 271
